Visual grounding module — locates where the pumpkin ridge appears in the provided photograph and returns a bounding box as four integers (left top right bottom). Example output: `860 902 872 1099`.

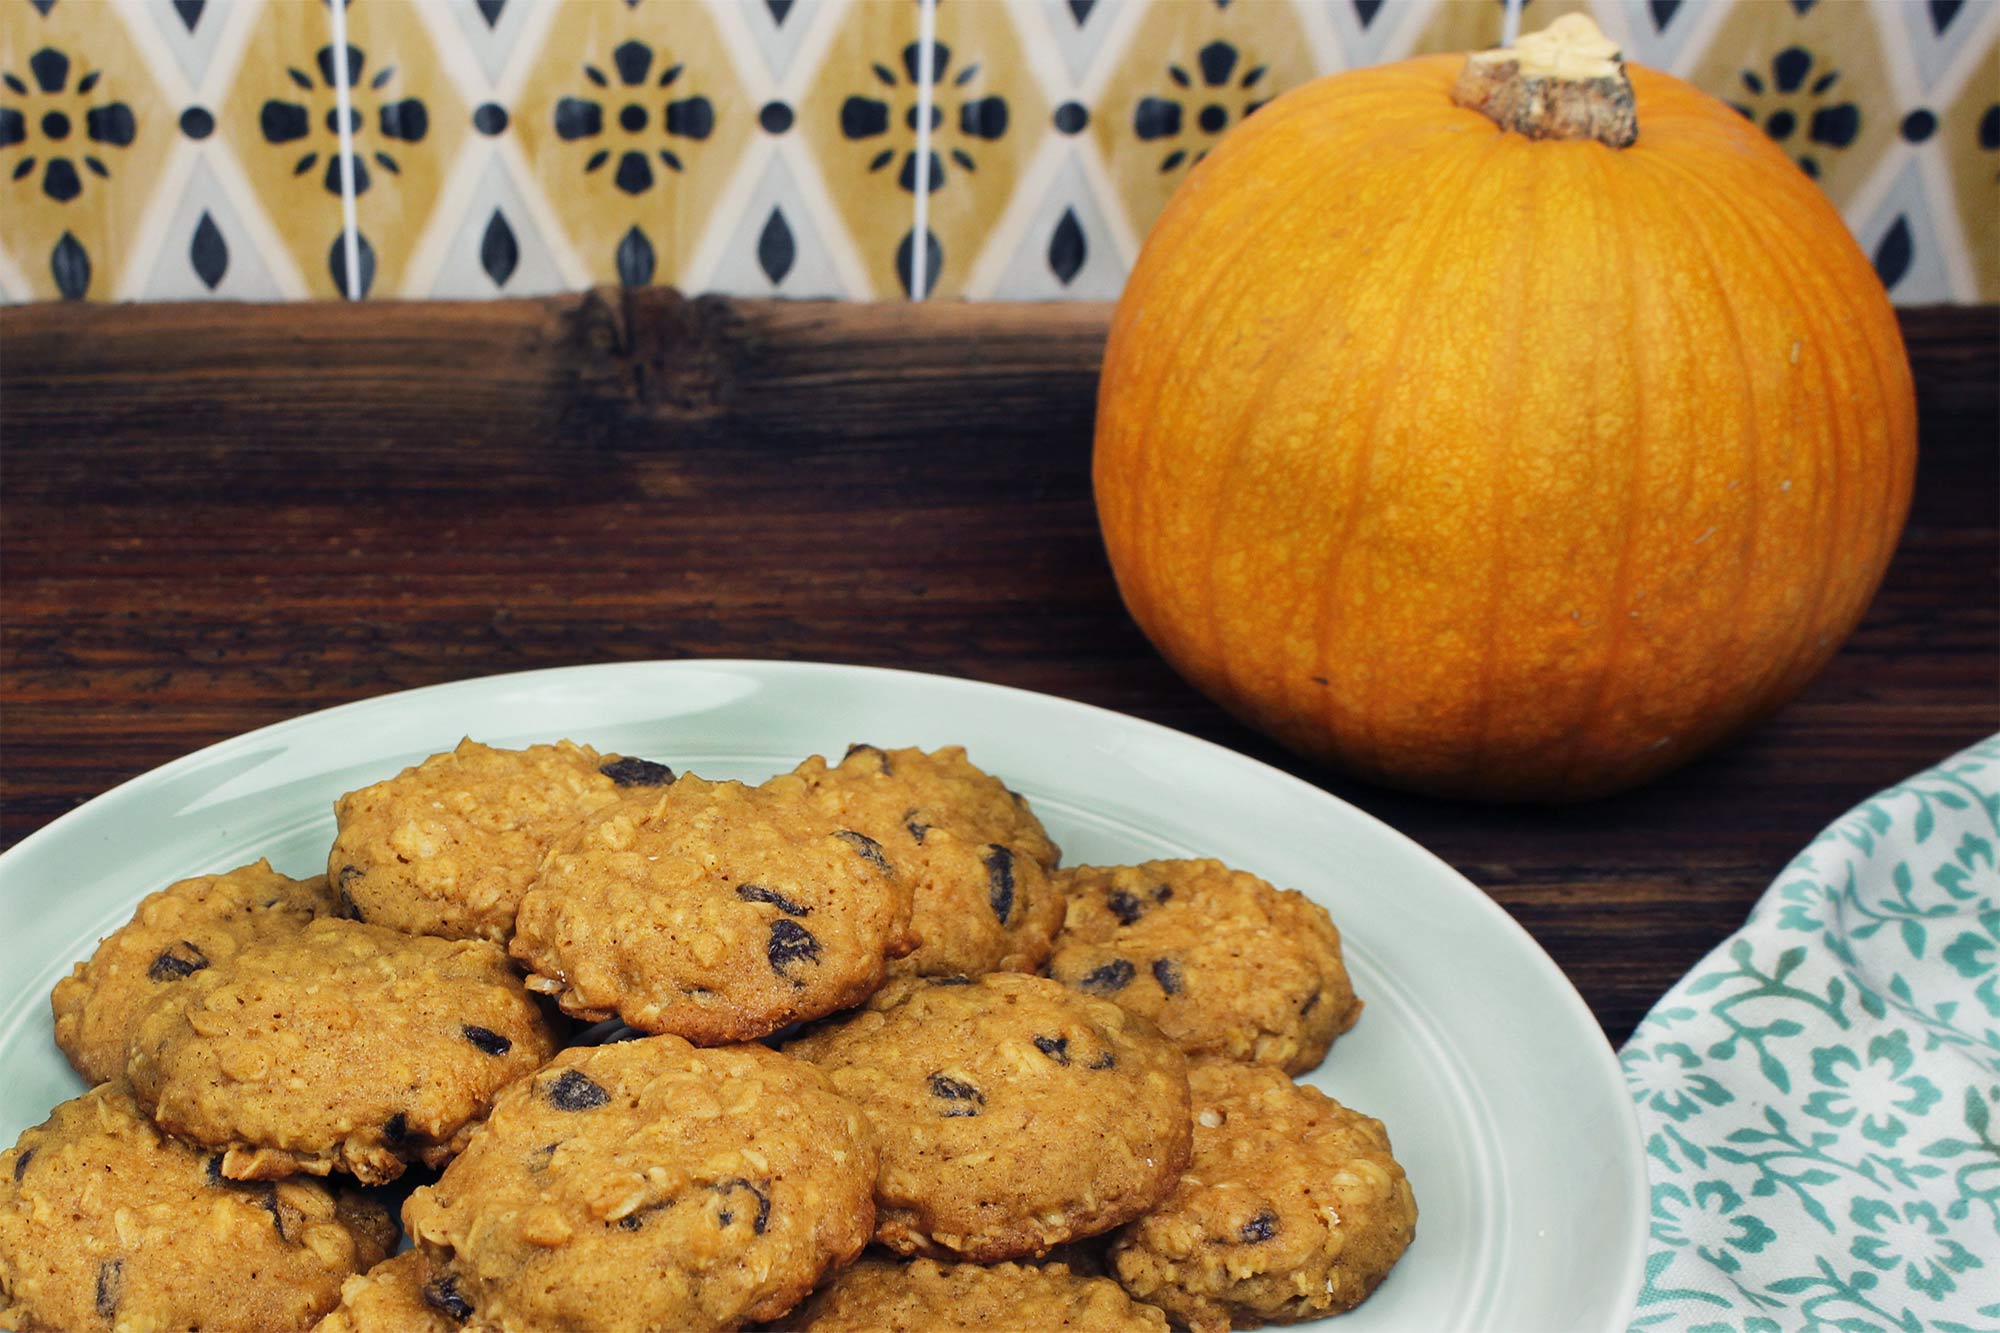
1639 145 1865 738
1221 113 1492 747
1184 101 1437 718
1315 129 1515 778
1721 137 1917 669
1546 141 1659 792
1727 159 1904 720
1137 111 1377 699
1461 131 1559 778
1542 140 1634 785
1104 65 1464 660
1113 100 1465 735
1678 152 1850 736
1106 83 1356 659
1626 145 1779 778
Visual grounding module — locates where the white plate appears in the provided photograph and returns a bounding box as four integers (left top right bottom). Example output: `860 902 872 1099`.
0 659 1644 1331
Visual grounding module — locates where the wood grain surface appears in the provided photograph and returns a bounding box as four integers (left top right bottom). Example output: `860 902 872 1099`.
2 292 1994 1045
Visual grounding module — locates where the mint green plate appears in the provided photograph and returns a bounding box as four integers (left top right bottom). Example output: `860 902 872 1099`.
0 659 1644 1330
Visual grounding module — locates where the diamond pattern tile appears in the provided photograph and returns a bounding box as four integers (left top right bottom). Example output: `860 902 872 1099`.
796 0 930 297
215 0 350 297
426 151 568 298
912 0 1050 299
1684 0 1898 211
512 0 756 290
334 0 470 299
0 0 1991 305
138 153 284 300
704 145 859 297
1088 0 1317 253
1942 34 1998 298
0 0 177 299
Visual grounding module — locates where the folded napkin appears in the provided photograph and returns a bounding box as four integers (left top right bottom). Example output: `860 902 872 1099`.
1620 737 2000 1331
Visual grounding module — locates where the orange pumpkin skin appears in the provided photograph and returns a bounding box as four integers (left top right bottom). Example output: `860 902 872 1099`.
1093 55 1917 802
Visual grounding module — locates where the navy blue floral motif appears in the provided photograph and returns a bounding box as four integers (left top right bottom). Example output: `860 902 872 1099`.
257 45 427 198
1133 41 1269 175
1729 46 1861 180
0 45 137 205
838 42 1008 195
552 40 715 197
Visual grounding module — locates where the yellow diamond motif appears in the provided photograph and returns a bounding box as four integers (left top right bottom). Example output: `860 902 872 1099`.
0 3 171 299
514 2 752 289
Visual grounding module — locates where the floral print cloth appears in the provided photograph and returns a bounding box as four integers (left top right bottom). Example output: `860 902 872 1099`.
1622 737 2000 1331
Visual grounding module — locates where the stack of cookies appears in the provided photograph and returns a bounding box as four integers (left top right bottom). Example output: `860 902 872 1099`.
1 739 1416 1333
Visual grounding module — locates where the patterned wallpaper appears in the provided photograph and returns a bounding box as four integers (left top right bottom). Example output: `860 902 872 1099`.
0 0 1992 305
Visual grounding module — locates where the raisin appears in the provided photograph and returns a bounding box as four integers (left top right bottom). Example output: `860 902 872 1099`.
11 1149 31 1182
600 756 674 787
833 829 892 874
843 743 893 774
259 1183 294 1242
334 864 363 918
95 1259 122 1317
1106 889 1145 926
384 1113 415 1144
548 1069 611 1111
1032 1035 1070 1065
205 1153 225 1184
767 919 821 975
984 845 1016 924
1152 958 1183 995
147 940 209 982
928 1071 985 1117
904 807 932 844
1154 884 1173 903
1300 988 1322 1017
1087 1050 1117 1070
712 1177 771 1233
1240 1209 1280 1243
529 1142 560 1171
461 1024 512 1056
736 884 811 916
1077 959 1135 994
424 1274 475 1320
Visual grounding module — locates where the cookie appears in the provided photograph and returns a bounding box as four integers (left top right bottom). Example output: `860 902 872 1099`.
0 1083 396 1332
329 738 675 943
403 1036 877 1333
784 972 1192 1262
126 916 562 1185
1109 1061 1417 1331
510 775 917 1043
766 745 1066 979
50 859 342 1086
778 1256 1170 1332
312 1250 465 1333
1046 860 1361 1075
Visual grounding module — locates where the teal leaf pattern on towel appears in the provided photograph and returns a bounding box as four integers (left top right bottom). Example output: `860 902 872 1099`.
1621 736 2000 1331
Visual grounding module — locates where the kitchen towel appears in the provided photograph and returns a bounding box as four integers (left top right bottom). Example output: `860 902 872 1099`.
1621 736 2000 1331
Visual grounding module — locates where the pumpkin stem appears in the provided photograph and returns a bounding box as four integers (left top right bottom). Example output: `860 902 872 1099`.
1452 13 1637 148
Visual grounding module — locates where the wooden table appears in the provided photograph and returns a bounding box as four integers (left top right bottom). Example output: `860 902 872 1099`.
3 294 1993 1046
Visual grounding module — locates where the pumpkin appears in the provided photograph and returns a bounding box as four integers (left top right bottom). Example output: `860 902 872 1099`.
1093 15 1917 802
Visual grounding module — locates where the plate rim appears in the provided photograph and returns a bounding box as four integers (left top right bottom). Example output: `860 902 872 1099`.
0 656 1647 1330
